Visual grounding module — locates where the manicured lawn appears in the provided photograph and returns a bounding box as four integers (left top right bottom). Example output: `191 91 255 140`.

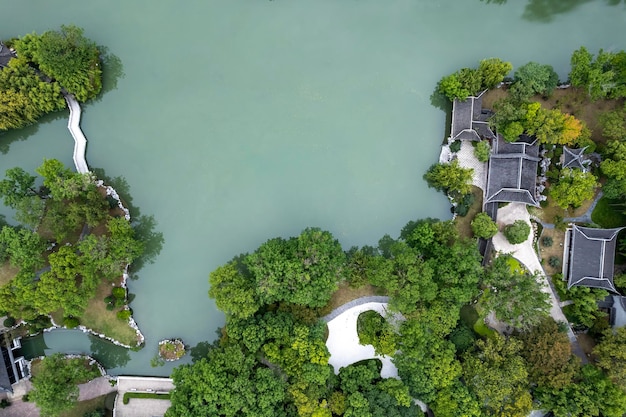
123 392 171 404
591 197 626 228
319 282 384 316
79 278 140 347
0 261 19 286
454 185 484 240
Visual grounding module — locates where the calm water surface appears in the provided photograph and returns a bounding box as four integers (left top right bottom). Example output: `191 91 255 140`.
1 0 625 375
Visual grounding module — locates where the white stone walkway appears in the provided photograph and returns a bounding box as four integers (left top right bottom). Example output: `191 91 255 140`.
64 93 89 174
326 302 399 378
491 203 587 362
456 141 487 190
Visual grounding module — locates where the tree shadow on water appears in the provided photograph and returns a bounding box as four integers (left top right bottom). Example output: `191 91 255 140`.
94 45 125 102
0 110 66 155
480 0 625 22
89 335 131 369
90 167 165 279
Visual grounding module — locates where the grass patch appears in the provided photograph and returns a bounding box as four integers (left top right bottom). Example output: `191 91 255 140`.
539 229 566 276
506 256 523 273
122 392 171 404
0 261 19 286
591 197 626 228
59 395 107 417
473 319 496 339
79 278 140 347
454 185 484 239
319 282 384 316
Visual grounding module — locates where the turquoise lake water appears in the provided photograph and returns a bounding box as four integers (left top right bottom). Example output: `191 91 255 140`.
1 0 625 375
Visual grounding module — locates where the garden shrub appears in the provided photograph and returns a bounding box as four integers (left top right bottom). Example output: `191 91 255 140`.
3 316 16 327
450 140 462 153
63 316 80 328
116 309 131 321
548 256 561 268
471 212 498 239
541 236 553 247
473 140 491 162
455 193 475 217
357 310 397 356
112 287 126 300
504 220 531 244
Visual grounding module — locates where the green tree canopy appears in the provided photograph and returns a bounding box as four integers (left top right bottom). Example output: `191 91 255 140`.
593 326 626 390
503 220 531 244
549 168 598 209
423 159 473 196
471 212 498 239
511 61 559 99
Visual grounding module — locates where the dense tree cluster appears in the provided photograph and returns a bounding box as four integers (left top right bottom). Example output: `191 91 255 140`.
549 168 598 209
29 353 100 417
437 58 512 101
0 160 143 321
0 25 101 131
570 46 626 100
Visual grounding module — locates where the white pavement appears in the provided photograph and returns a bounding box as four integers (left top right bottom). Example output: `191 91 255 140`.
491 203 587 362
326 302 399 378
113 376 174 417
64 94 89 174
456 141 487 190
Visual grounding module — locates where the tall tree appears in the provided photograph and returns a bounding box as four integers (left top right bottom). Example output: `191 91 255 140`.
549 168 598 209
593 327 626 390
423 160 473 196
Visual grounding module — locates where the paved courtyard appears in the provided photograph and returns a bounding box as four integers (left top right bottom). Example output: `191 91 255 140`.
113 376 174 417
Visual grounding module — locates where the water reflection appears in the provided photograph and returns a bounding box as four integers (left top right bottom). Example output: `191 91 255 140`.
0 110 65 154
90 168 165 277
190 341 212 363
94 46 125 101
90 336 130 368
20 334 49 359
480 0 625 22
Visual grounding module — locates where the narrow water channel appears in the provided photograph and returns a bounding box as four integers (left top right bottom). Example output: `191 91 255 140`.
1 0 625 375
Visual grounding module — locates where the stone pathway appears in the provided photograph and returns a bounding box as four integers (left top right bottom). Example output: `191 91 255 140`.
563 190 604 224
78 376 117 401
455 141 487 190
491 203 588 363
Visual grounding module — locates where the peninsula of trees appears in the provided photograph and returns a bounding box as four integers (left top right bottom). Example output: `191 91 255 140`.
0 25 101 130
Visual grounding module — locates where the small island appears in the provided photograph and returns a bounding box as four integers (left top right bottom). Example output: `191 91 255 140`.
158 339 186 362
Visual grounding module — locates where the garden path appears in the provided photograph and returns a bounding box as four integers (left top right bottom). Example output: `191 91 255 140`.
64 94 89 174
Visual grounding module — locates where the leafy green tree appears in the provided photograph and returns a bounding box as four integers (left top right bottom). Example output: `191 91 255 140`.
344 245 392 288
0 167 43 207
30 353 98 417
593 327 626 390
519 318 579 390
423 159 473 196
549 168 598 209
503 220 531 244
462 335 532 417
561 285 608 328
536 365 626 417
599 105 626 142
0 226 46 271
209 261 261 319
245 228 345 308
357 310 397 356
471 212 498 239
478 58 513 89
473 140 491 162
437 73 471 101
166 344 288 417
569 47 623 100
511 61 559 99
16 25 102 102
482 255 550 330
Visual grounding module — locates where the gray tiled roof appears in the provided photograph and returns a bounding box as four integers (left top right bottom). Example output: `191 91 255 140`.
0 346 12 393
450 91 493 141
0 42 16 69
485 135 540 206
566 225 623 293
563 146 587 170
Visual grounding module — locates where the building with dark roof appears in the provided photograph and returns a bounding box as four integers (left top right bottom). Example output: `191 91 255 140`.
450 91 496 141
484 134 540 206
562 146 589 172
563 225 623 293
0 42 16 69
0 334 28 394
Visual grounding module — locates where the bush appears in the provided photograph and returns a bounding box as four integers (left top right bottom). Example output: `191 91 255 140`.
471 212 498 239
84 410 105 417
455 192 475 217
63 316 80 328
22 394 29 402
473 140 491 162
504 220 531 244
0 399 10 408
3 316 16 327
450 140 462 153
357 310 397 356
548 256 561 268
112 287 126 300
116 309 131 321
541 236 553 247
